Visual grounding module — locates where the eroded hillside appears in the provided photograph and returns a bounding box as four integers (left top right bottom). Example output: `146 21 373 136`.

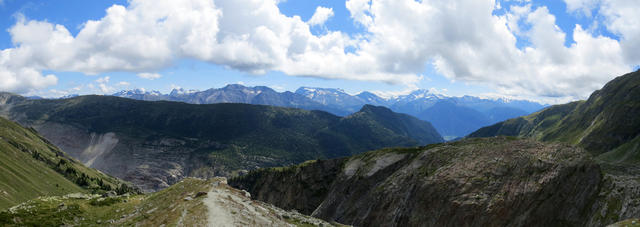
0 117 133 210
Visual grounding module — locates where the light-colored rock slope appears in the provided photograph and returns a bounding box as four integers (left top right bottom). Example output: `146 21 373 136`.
204 178 340 226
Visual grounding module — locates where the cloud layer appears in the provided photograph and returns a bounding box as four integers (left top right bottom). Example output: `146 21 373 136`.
0 0 637 100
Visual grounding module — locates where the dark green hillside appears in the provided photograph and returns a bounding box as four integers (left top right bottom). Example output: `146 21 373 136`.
316 105 443 157
469 70 640 162
0 117 132 210
0 95 443 191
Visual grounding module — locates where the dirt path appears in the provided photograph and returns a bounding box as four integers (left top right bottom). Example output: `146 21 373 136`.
203 187 236 227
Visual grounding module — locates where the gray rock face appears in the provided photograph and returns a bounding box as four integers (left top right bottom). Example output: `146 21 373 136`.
231 137 617 226
231 159 343 214
586 165 640 226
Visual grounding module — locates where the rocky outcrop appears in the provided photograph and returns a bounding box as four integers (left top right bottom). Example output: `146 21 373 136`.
229 159 343 214
586 165 640 226
231 137 611 226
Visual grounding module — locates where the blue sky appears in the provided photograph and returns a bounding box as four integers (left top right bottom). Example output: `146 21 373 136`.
0 0 637 103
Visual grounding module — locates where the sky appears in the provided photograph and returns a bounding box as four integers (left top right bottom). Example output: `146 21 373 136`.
0 0 638 104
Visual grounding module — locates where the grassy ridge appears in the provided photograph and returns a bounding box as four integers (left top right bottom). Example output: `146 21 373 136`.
0 178 209 226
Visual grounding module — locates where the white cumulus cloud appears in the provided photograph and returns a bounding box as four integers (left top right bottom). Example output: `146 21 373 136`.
308 6 334 26
0 0 637 101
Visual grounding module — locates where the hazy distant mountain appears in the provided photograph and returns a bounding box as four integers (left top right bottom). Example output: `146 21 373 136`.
112 84 546 139
386 90 545 138
389 89 448 115
114 85 351 116
356 91 391 106
417 100 492 139
112 88 166 101
295 87 368 113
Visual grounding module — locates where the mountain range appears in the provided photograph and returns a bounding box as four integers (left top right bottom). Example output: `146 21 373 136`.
0 94 442 191
111 85 546 139
1 70 640 226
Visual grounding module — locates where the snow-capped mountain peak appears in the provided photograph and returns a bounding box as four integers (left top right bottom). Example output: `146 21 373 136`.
169 88 199 96
112 88 163 97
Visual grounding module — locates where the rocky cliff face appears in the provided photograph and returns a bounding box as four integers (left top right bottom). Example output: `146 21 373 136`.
230 137 639 226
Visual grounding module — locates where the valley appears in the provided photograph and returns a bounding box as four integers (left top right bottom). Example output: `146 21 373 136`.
0 94 442 192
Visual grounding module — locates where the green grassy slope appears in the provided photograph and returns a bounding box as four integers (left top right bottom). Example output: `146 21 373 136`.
469 70 640 162
0 117 133 210
0 178 210 226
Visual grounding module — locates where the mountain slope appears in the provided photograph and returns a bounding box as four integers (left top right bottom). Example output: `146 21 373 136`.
230 137 617 226
0 117 132 210
469 70 640 160
348 105 443 145
0 95 442 191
